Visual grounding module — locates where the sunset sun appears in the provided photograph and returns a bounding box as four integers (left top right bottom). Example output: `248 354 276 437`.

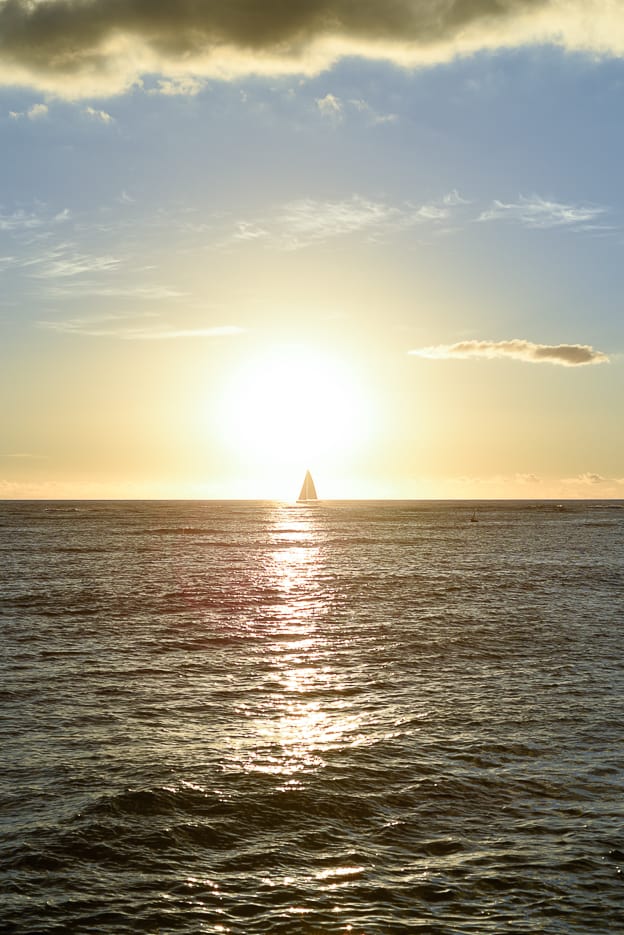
215 345 374 478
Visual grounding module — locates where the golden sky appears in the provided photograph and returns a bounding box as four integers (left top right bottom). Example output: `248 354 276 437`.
1 1 623 498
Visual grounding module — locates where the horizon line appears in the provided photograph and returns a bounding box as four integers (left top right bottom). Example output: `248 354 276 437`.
1 496 623 504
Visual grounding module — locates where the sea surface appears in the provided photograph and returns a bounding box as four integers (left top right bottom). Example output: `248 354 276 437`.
1 499 623 934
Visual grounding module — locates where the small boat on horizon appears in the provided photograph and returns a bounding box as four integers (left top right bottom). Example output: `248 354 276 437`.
297 470 318 502
470 508 478 522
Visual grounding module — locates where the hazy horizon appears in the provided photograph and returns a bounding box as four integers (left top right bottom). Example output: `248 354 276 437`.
2 495 623 504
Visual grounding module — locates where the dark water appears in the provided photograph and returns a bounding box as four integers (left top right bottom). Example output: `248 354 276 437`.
1 500 623 934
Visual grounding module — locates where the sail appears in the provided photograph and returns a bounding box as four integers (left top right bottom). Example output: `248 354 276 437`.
298 470 318 501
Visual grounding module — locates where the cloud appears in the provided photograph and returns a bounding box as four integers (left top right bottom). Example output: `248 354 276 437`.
316 92 342 118
83 105 113 122
515 472 541 484
229 195 393 248
443 190 471 207
479 195 611 231
229 192 464 249
45 283 187 300
278 196 397 244
38 313 244 340
0 205 72 239
155 76 205 96
317 93 398 125
0 208 44 232
574 472 608 484
8 101 48 119
558 473 624 496
347 97 397 124
409 339 610 366
30 247 120 278
27 101 48 118
3 2 624 98
561 472 624 490
230 221 270 243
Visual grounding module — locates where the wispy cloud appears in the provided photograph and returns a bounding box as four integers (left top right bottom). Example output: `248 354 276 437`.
561 472 624 492
0 208 44 232
223 191 612 251
443 190 471 207
155 76 205 96
229 192 465 250
409 339 610 367
35 253 121 279
30 247 120 279
316 92 397 125
277 196 397 244
46 283 187 300
83 105 113 123
38 313 244 340
515 472 541 485
570 472 609 485
478 195 611 232
3 1 624 98
230 221 270 243
0 204 72 237
316 92 342 119
346 97 398 125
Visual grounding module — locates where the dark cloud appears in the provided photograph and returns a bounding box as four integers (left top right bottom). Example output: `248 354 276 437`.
409 339 610 366
0 0 607 96
0 0 542 58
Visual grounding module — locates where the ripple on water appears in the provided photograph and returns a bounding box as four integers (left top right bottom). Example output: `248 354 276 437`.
1 500 623 933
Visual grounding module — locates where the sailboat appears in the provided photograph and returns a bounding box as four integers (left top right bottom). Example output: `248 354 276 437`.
470 508 478 523
297 470 318 502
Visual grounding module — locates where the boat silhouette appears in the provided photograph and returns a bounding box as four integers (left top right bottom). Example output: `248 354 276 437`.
297 470 318 502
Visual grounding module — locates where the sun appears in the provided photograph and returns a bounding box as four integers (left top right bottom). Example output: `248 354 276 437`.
214 344 374 477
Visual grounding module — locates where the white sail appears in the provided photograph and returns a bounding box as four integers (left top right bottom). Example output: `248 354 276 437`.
297 470 318 501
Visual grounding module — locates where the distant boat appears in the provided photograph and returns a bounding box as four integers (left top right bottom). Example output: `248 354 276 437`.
297 470 318 502
470 508 478 523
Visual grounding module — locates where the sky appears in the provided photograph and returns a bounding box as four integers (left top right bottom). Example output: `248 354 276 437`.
1 0 623 500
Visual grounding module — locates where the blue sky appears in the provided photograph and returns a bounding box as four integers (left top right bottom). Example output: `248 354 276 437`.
1 1 623 498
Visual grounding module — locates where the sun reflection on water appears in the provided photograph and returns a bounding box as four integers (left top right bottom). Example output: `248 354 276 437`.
228 505 363 778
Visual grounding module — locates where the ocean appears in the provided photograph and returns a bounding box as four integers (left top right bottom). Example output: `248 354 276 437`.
1 499 623 934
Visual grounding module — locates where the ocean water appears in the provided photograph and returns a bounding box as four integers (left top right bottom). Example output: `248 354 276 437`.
1 499 623 934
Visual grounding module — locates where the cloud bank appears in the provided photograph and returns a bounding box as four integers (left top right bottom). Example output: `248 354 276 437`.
409 339 609 366
2 1 624 97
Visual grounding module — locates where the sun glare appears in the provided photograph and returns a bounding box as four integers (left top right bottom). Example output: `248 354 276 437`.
214 346 374 478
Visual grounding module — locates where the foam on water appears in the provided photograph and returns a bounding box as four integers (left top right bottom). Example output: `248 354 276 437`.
1 500 623 933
